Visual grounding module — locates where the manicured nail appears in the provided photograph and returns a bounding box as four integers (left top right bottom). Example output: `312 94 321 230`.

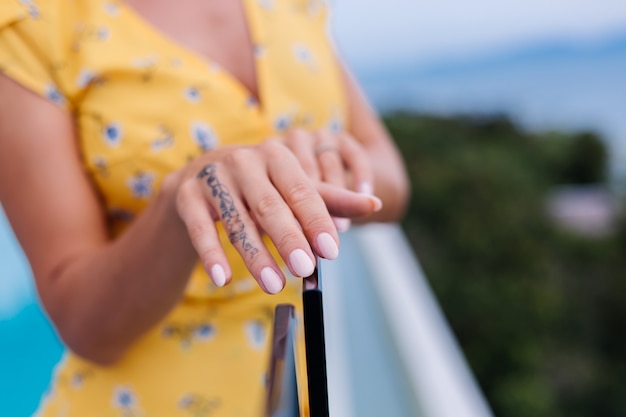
316 232 339 259
261 267 284 294
289 249 315 277
358 181 374 195
210 264 227 287
368 195 383 212
332 217 351 232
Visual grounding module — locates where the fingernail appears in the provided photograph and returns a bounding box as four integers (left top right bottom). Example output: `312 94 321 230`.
358 181 373 195
261 267 284 294
332 217 351 232
210 264 227 287
289 249 315 277
316 232 339 259
368 195 383 212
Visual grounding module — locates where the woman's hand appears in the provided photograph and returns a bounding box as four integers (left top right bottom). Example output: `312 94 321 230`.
280 128 376 231
170 139 382 294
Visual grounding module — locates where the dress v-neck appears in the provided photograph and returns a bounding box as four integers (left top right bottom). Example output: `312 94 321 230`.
115 0 266 114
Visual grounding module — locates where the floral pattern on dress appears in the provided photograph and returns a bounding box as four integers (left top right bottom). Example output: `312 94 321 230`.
178 393 221 417
112 385 144 416
191 121 218 151
0 0 344 414
162 320 218 349
127 172 156 199
244 320 267 351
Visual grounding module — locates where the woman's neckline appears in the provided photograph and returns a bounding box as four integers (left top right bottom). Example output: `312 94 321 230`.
114 0 264 111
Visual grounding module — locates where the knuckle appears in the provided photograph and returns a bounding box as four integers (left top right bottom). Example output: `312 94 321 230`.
254 193 284 219
290 128 310 142
187 221 209 242
274 230 304 251
285 181 316 205
225 147 254 168
259 139 287 158
175 180 199 214
299 213 330 233
198 246 222 263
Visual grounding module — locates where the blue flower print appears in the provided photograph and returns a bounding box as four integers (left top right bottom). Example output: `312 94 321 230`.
103 2 119 16
162 321 217 349
184 87 201 103
76 68 96 88
245 320 267 351
328 117 342 134
256 0 274 11
245 95 259 109
151 126 175 151
19 0 40 19
44 84 66 106
195 323 216 342
292 43 317 69
253 44 267 58
274 114 292 132
112 386 138 410
102 122 123 147
191 122 218 151
127 172 155 199
178 393 221 416
97 27 110 41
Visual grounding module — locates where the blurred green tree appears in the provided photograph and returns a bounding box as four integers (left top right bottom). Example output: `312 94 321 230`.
387 113 625 417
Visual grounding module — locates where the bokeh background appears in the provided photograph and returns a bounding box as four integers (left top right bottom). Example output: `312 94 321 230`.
2 0 626 415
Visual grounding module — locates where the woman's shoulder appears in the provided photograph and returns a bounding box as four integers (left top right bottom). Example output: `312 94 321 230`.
0 1 124 109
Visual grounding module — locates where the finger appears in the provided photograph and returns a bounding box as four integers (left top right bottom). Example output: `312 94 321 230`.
284 128 320 181
315 129 345 187
240 176 318 277
338 132 375 194
176 179 231 287
236 142 327 274
198 161 286 294
258 142 341 261
317 182 383 218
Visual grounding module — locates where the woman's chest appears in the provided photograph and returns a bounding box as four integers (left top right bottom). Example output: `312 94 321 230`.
121 0 258 98
64 0 347 227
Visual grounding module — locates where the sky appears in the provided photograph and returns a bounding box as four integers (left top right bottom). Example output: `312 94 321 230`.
329 0 626 72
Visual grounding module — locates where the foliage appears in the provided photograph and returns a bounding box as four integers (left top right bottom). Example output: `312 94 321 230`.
386 113 626 417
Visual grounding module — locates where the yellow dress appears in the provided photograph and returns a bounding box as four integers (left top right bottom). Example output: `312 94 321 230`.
0 0 346 415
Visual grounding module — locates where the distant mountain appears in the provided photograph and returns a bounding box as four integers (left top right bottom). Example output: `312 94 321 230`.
357 31 626 82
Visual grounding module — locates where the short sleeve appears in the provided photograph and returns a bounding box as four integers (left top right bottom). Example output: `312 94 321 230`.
0 1 69 108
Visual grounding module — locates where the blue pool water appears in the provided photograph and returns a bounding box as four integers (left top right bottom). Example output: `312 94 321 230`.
0 209 65 415
0 303 64 416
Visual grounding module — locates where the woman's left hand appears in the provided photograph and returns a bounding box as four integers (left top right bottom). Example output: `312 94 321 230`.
279 129 375 231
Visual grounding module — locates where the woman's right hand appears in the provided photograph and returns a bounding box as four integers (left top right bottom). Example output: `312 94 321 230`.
169 139 382 294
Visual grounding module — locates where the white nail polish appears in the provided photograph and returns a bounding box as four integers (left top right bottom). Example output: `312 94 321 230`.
261 267 284 294
332 217 351 232
210 264 227 287
368 195 383 212
316 232 339 260
289 249 315 277
358 181 374 195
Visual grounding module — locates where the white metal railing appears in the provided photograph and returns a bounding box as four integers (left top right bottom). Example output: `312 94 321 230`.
324 224 493 417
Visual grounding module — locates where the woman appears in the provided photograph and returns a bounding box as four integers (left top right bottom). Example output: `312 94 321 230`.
0 0 409 415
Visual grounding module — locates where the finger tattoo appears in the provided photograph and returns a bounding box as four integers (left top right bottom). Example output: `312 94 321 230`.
197 164 259 258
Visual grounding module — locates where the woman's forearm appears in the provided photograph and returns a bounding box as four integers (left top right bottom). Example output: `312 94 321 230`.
42 181 198 365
